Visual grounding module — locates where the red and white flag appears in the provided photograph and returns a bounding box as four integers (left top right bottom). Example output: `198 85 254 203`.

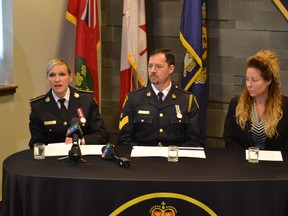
120 0 147 109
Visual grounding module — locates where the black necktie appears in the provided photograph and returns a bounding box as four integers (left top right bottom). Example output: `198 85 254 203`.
58 98 67 116
158 92 164 103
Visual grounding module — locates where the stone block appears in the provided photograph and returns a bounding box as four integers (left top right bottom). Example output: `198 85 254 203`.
101 26 122 43
209 83 233 102
207 0 229 20
228 1 253 20
206 108 227 138
102 42 121 59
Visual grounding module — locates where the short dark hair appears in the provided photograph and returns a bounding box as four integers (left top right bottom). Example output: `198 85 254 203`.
150 48 175 66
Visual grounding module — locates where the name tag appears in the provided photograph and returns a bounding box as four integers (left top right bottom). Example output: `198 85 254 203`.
44 120 57 125
138 110 150 115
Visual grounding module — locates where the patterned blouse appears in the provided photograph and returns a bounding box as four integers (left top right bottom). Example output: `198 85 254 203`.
250 101 266 149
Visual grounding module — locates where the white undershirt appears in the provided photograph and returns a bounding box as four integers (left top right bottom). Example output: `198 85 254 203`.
151 82 172 101
52 88 70 109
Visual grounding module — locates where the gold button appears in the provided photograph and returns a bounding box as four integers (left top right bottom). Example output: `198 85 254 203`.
159 113 164 117
159 128 163 133
63 121 67 126
141 119 144 122
158 142 162 146
179 120 182 123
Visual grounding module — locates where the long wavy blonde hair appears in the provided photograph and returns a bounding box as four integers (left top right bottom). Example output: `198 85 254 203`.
235 50 283 138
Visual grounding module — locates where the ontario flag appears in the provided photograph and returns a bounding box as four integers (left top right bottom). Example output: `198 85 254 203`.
180 0 207 135
66 0 100 103
120 0 147 109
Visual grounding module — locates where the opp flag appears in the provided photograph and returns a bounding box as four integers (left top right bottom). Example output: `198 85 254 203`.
180 0 208 135
120 0 147 109
66 0 100 103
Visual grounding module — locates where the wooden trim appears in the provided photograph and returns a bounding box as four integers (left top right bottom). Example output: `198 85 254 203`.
0 84 18 96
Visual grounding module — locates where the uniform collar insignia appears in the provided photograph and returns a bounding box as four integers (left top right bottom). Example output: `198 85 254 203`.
147 92 151 97
45 97 50 103
74 92 80 98
172 94 176 99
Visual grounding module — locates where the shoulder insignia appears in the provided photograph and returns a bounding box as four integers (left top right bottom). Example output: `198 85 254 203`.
30 94 45 103
76 88 93 94
129 85 147 94
174 87 191 95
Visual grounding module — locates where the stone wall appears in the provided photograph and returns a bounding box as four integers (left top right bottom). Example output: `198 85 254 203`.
101 0 288 147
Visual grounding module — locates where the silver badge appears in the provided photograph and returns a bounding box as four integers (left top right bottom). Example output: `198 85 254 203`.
177 113 183 119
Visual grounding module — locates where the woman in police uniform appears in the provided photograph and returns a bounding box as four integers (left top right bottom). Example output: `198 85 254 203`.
28 58 109 148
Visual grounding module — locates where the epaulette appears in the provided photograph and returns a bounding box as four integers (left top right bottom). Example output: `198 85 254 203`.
76 89 93 94
30 94 45 103
129 85 147 95
175 85 192 95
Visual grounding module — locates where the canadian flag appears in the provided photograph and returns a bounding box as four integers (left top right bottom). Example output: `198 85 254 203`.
120 0 147 109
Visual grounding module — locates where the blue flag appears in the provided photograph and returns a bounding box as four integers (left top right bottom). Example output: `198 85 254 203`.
180 0 207 136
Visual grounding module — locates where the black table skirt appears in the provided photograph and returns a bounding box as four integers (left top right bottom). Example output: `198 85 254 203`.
2 147 288 216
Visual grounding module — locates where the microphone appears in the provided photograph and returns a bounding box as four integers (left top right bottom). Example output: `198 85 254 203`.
66 118 83 162
101 144 130 168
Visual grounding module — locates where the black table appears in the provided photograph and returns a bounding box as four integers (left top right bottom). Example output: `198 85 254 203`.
2 148 288 216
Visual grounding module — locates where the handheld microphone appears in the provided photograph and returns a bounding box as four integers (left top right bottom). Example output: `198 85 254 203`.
101 144 130 168
66 118 83 162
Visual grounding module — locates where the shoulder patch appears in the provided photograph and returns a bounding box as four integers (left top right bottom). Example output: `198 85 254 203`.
30 94 45 103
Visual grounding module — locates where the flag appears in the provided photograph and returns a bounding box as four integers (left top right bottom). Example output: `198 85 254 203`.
273 0 288 20
66 0 100 103
120 0 147 109
180 0 208 135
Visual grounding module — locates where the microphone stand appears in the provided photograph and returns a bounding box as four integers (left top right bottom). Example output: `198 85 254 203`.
57 137 87 163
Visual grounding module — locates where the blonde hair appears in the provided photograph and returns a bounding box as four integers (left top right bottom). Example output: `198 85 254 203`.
46 58 72 75
236 50 283 138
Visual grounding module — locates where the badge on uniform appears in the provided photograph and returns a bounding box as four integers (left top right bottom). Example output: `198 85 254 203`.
138 110 150 114
44 120 56 125
74 92 80 98
175 105 182 119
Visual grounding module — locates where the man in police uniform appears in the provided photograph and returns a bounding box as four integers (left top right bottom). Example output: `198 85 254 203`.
117 48 204 147
29 58 109 148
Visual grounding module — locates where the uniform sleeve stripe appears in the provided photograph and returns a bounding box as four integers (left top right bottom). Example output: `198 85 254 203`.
119 116 129 130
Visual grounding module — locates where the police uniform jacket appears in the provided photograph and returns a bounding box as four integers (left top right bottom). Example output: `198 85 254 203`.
117 84 204 147
223 96 288 150
29 86 109 148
